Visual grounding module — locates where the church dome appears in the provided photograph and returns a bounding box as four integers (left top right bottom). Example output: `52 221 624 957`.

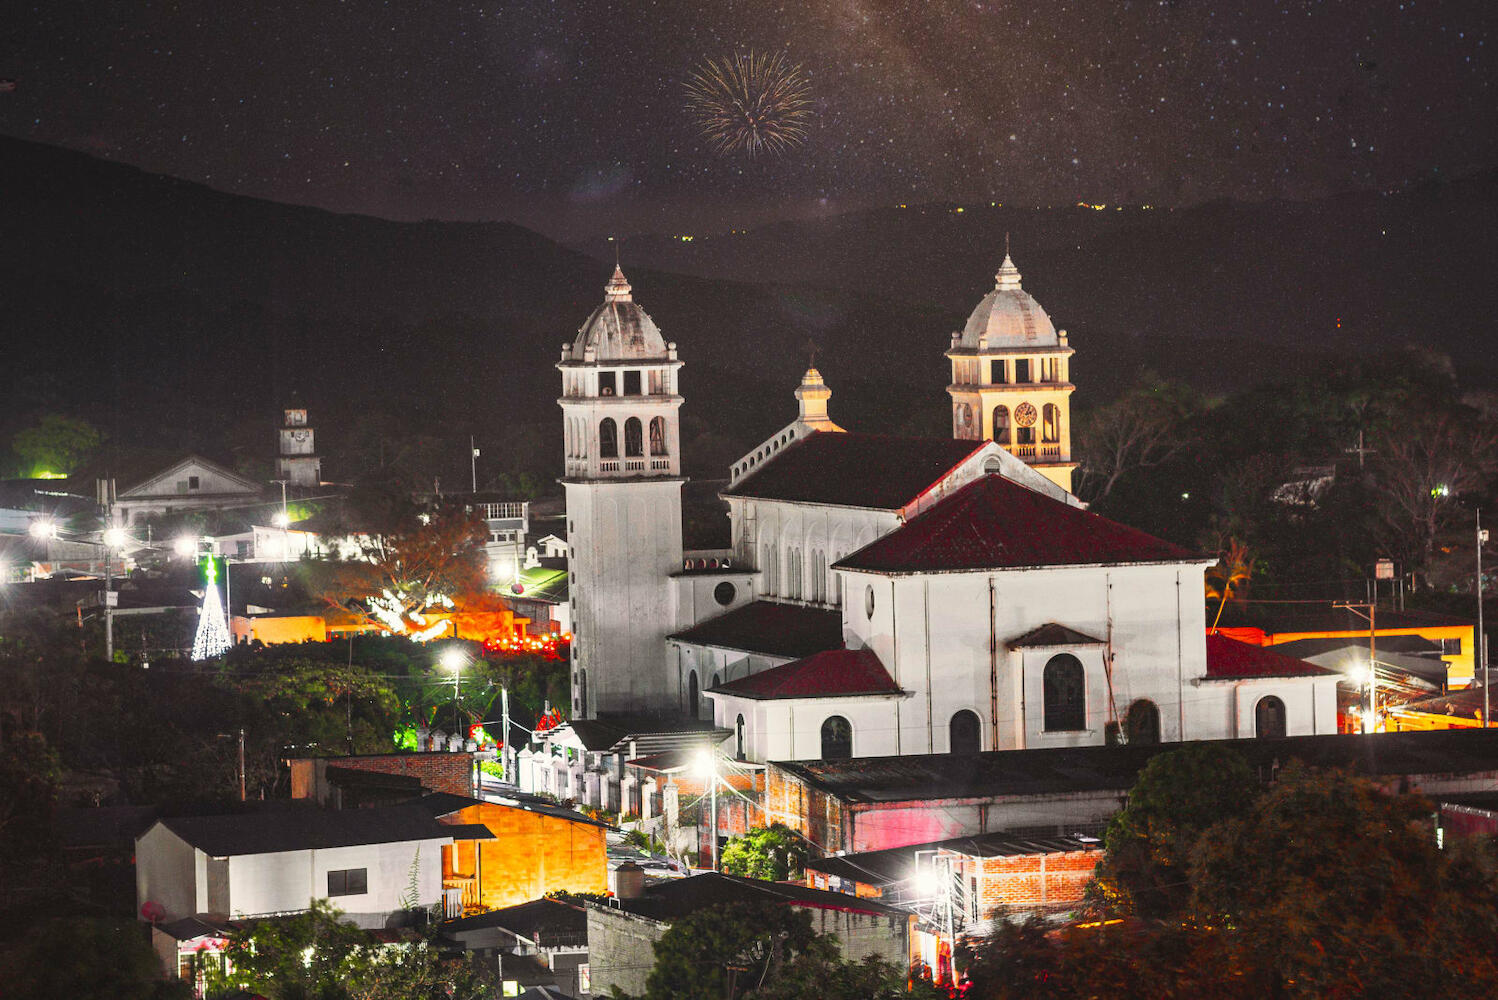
955 254 1060 350
571 266 670 362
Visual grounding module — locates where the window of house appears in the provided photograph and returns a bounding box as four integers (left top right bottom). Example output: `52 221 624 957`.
624 418 644 457
821 716 853 759
990 360 1007 384
599 419 618 459
1255 696 1286 738
649 417 667 456
598 372 616 396
992 406 1010 444
950 710 981 754
1042 404 1060 443
623 370 642 395
1042 654 1086 731
188 476 201 490
1125 699 1161 745
327 868 368 896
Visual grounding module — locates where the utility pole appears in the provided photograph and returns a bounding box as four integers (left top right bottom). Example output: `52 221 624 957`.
501 686 511 782
1335 601 1377 733
98 478 117 662
1480 510 1489 728
238 727 246 802
470 436 480 494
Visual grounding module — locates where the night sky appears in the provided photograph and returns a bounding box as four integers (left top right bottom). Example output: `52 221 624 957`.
4 1 1493 239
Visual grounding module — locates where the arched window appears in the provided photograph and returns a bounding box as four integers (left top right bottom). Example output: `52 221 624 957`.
950 710 981 754
599 419 618 459
1255 696 1287 739
1124 699 1161 745
1042 654 1086 731
992 406 1010 444
688 671 699 719
821 716 853 759
649 417 667 456
624 417 644 457
736 714 746 760
1042 404 1061 443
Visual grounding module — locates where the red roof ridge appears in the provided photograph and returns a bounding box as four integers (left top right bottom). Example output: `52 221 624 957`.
710 647 906 701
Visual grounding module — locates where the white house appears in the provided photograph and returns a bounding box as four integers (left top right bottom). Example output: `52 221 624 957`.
115 455 266 526
135 804 486 929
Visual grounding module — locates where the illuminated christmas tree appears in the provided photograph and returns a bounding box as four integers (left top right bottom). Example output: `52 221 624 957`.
191 557 232 660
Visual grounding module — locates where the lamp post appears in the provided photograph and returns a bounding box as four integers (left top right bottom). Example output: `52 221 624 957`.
1479 510 1489 728
439 645 466 736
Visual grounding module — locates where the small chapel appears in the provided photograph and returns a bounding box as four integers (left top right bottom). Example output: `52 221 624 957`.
536 254 1337 787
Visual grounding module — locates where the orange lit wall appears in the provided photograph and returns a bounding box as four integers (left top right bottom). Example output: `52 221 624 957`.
440 802 607 911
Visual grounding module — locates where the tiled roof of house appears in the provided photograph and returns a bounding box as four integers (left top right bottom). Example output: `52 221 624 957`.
1204 634 1338 679
708 648 903 701
1008 623 1107 649
668 600 844 659
444 896 587 941
155 803 458 856
605 871 912 921
722 432 984 510
1396 686 1487 721
834 474 1198 574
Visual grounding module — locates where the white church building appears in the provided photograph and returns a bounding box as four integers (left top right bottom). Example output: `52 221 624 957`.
525 257 1336 800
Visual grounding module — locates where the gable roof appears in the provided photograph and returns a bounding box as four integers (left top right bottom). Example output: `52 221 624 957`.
834 474 1198 575
709 648 904 701
668 600 843 659
153 803 458 856
722 432 984 510
607 871 911 921
1203 634 1338 680
119 454 264 499
1008 623 1106 649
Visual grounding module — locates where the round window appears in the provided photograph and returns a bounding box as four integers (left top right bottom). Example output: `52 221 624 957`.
714 581 737 606
864 584 876 620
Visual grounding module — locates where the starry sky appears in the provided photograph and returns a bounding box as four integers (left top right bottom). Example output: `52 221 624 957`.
3 1 1492 239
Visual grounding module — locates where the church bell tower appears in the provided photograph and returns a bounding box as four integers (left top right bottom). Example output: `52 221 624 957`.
558 267 685 718
947 252 1077 493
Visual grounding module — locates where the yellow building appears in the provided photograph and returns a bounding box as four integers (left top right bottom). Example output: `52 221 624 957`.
946 252 1077 493
434 795 609 915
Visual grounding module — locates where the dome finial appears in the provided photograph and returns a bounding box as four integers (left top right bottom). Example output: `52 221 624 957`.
995 240 1022 290
605 263 633 302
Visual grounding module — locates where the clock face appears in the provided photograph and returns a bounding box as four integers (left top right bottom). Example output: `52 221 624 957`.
1014 402 1038 427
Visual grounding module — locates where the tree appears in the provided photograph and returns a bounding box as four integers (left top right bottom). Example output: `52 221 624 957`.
11 412 103 477
719 824 807 881
310 506 490 639
1088 743 1259 919
640 901 826 1000
206 900 494 1000
0 729 60 857
1191 765 1498 997
1075 379 1202 503
0 917 190 999
1371 412 1498 568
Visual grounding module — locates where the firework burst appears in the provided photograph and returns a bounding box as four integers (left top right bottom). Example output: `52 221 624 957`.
683 51 813 157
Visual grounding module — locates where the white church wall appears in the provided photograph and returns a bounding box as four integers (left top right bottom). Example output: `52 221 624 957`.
712 695 906 762
728 498 896 606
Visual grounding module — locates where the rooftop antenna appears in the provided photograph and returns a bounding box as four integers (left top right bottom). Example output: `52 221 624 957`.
1005 231 1011 257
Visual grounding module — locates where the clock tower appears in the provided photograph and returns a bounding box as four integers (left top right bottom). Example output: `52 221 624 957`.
947 252 1077 493
277 407 321 487
558 267 685 718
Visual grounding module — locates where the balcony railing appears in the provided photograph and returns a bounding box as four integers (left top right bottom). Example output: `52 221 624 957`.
442 875 479 918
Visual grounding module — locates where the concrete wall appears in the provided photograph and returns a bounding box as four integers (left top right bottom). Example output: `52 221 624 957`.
586 905 667 999
714 693 907 763
136 824 199 921
225 837 448 927
443 802 608 910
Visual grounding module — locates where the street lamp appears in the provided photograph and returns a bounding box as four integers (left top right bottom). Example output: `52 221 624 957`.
28 518 57 540
440 646 466 738
174 534 200 558
695 749 719 872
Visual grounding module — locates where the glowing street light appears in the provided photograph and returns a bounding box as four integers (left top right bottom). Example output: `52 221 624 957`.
439 646 467 735
272 511 291 528
174 535 200 558
28 519 57 540
102 526 128 549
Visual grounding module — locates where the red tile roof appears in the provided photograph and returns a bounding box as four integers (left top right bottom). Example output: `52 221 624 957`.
1204 634 1337 679
834 474 1198 574
709 648 904 700
668 600 844 659
723 432 984 510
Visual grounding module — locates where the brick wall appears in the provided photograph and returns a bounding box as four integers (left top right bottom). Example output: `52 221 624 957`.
289 753 475 801
957 848 1100 916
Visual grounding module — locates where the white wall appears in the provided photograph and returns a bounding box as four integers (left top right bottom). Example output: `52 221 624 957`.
226 837 449 928
713 694 907 762
727 498 898 607
136 824 199 921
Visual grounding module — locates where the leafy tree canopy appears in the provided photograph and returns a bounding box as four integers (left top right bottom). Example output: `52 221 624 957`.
11 412 103 477
719 824 808 881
